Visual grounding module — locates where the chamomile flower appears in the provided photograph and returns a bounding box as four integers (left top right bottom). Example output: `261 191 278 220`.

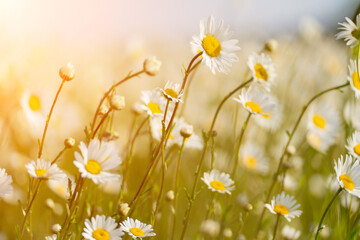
26 159 66 181
159 81 183 103
73 139 122 184
306 131 334 153
347 59 360 98
344 99 360 130
233 86 276 116
0 169 13 197
253 96 282 131
346 131 360 159
335 15 360 47
239 143 269 175
82 215 124 240
201 169 235 195
334 154 360 197
247 52 276 91
307 103 340 137
265 192 302 222
191 16 240 74
139 89 168 117
120 217 156 239
47 172 74 199
45 235 57 240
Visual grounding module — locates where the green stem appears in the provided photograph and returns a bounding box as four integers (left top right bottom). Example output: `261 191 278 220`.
272 214 280 240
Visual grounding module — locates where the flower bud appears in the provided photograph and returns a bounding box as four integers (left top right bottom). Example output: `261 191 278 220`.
99 104 109 115
59 62 75 81
165 190 174 201
51 224 61 233
144 56 161 76
286 145 296 155
64 137 75 148
265 39 278 53
223 228 233 238
45 198 55 210
110 95 125 110
180 124 193 138
200 219 220 237
118 203 130 217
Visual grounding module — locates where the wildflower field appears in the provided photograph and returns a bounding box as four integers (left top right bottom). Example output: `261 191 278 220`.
1 1 360 239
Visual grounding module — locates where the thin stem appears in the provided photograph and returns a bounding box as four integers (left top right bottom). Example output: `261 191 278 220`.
38 79 65 159
92 108 112 139
232 112 252 179
255 82 349 238
315 188 343 240
51 146 67 165
272 214 280 240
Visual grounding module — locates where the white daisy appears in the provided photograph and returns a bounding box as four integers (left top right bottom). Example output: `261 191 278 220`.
265 192 302 222
334 154 360 198
335 15 360 47
47 172 74 199
191 16 240 74
0 168 13 197
247 52 276 91
307 103 340 137
139 89 168 117
201 169 235 195
73 139 122 184
306 131 334 153
159 81 183 103
120 217 156 239
82 215 124 240
239 142 269 175
253 96 282 131
281 225 301 240
346 131 360 159
233 86 277 116
347 59 360 98
344 99 360 130
45 234 57 240
25 159 66 181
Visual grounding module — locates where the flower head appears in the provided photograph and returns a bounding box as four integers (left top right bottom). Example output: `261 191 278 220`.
144 56 162 76
139 89 168 117
120 217 156 239
201 169 235 195
59 62 75 81
247 52 276 91
0 169 13 198
334 154 360 197
335 15 360 47
347 59 360 98
159 81 183 103
265 192 302 222
26 159 66 181
307 103 340 137
239 142 269 175
82 215 124 240
346 131 360 159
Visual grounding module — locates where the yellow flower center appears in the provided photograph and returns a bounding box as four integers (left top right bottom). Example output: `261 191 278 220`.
202 35 221 57
29 95 41 111
243 156 257 170
254 64 268 81
245 101 262 114
92 228 110 240
354 144 360 156
85 160 102 175
35 168 48 177
339 174 355 191
147 102 161 114
312 114 326 129
210 180 226 191
164 88 178 99
130 227 145 236
262 114 271 119
352 72 360 90
274 204 289 215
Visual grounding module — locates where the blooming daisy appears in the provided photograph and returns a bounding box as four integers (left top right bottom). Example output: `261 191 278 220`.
159 81 183 103
120 217 156 239
25 159 66 181
0 168 13 197
139 89 168 117
47 172 74 199
201 169 235 195
233 86 276 116
82 215 124 240
247 52 276 91
306 131 334 153
347 59 360 98
253 96 282 131
346 131 360 159
265 192 302 222
73 139 122 184
239 143 269 175
307 103 340 137
190 16 240 74
334 154 360 197
335 14 360 47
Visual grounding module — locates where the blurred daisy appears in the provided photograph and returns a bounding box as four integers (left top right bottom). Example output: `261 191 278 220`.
347 59 360 98
335 15 360 47
239 142 269 175
340 194 359 213
201 169 235 195
281 225 301 240
265 192 302 222
120 217 156 239
233 86 276 116
45 235 57 240
344 99 360 130
248 52 276 91
191 16 240 74
306 131 334 153
139 89 168 117
83 215 124 240
253 96 282 131
0 168 13 197
172 118 203 149
74 139 122 184
47 172 74 199
26 159 66 181
334 154 360 197
346 131 360 159
159 81 183 103
307 103 340 137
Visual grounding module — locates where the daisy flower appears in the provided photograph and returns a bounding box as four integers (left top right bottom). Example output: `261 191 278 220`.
201 169 235 195
253 96 282 131
307 103 340 137
45 235 57 240
233 86 276 116
47 172 74 199
347 59 360 98
191 16 240 74
120 217 156 239
239 142 269 175
344 99 360 130
335 14 360 47
139 89 168 117
82 215 124 240
159 81 183 103
73 139 122 184
265 192 302 222
306 131 334 153
247 52 276 91
25 159 66 181
281 225 301 240
0 169 13 197
334 154 360 197
346 131 360 159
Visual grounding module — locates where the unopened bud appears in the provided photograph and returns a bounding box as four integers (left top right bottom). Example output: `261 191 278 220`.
64 137 75 148
51 224 61 233
144 56 162 76
45 198 55 210
118 203 130 217
200 219 220 237
287 145 296 155
223 228 233 238
99 104 109 115
265 39 278 53
180 124 193 138
243 203 253 212
110 95 126 110
165 190 175 201
283 161 292 169
59 62 75 81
